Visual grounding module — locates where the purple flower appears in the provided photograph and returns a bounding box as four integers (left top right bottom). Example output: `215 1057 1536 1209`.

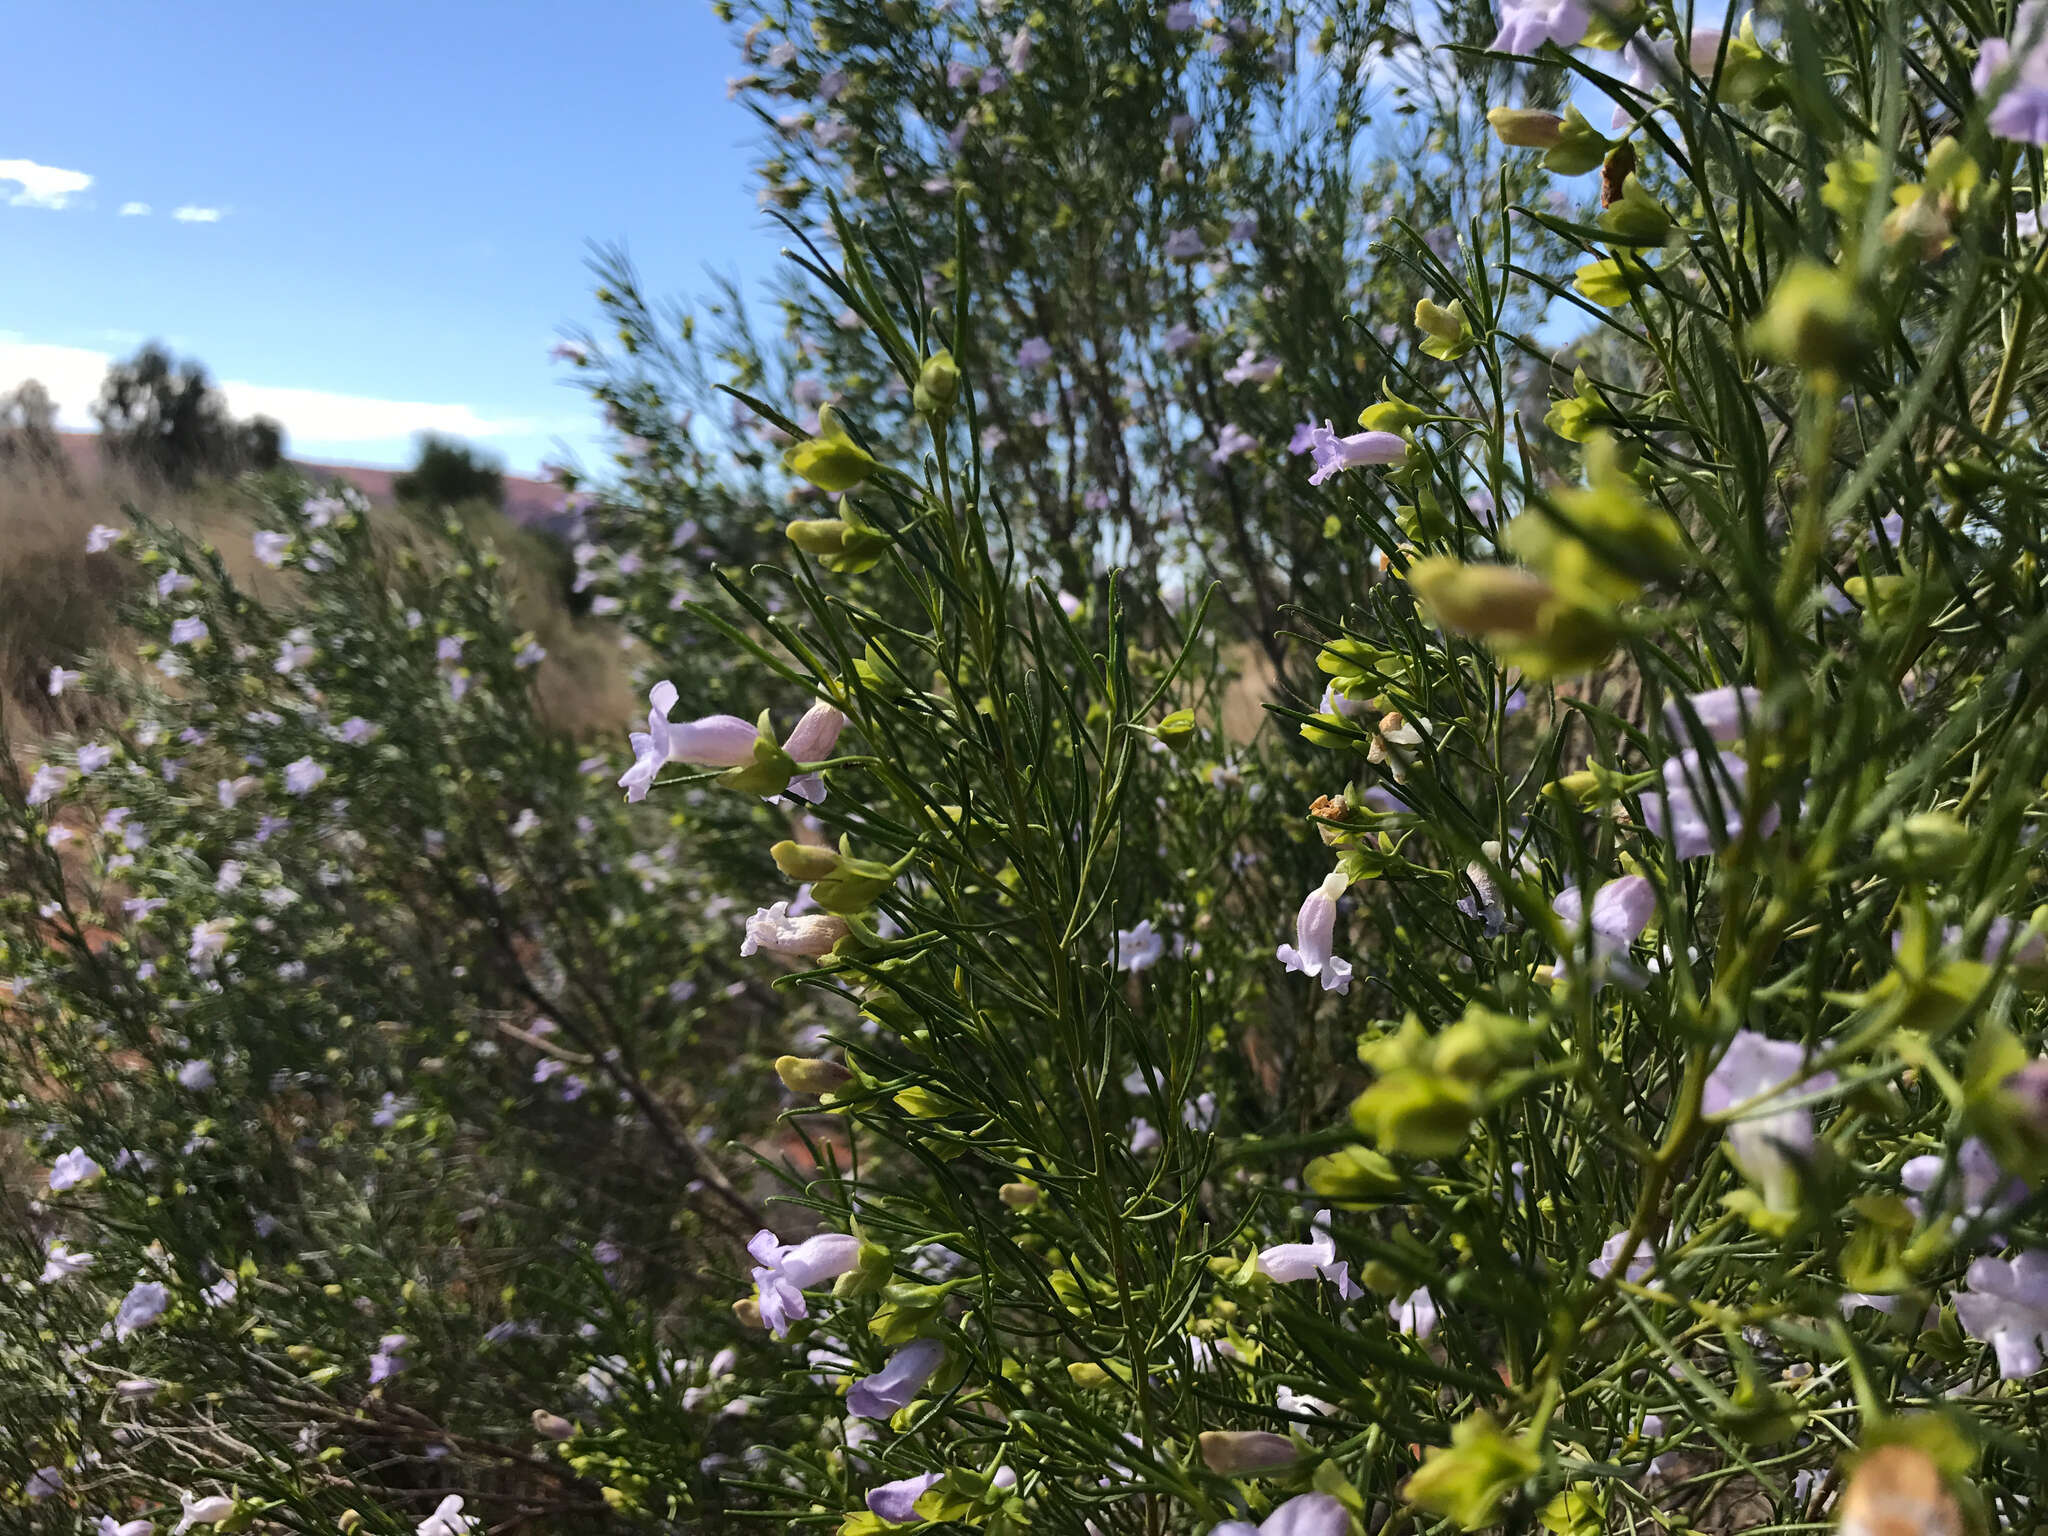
1305 421 1406 484
253 530 290 568
86 524 123 553
168 617 209 647
1222 348 1280 386
1164 227 1207 260
946 60 976 88
1017 336 1054 371
50 1146 102 1191
1256 1208 1364 1298
866 1473 942 1524
1287 421 1319 455
1902 1139 2027 1236
1703 1032 1837 1211
1976 3 2048 145
176 1059 216 1091
748 1229 863 1336
617 681 760 802
1640 749 1777 858
48 664 81 696
1551 875 1656 984
1589 1228 1655 1282
1661 685 1762 746
1277 872 1353 993
1957 1251 2048 1375
1164 321 1198 354
1490 0 1590 54
369 1334 411 1383
28 763 68 805
1166 2 1198 32
116 1279 170 1338
1212 1494 1352 1536
1209 422 1258 465
819 68 848 101
847 1337 948 1418
283 756 327 796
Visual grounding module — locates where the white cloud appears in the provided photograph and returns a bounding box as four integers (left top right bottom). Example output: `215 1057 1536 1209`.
0 158 93 210
119 201 151 217
171 205 222 223
0 337 537 445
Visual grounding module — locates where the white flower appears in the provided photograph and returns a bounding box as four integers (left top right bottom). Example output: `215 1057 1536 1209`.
173 1494 236 1535
252 530 290 567
177 1058 216 1091
1277 872 1353 993
741 901 849 959
48 665 82 696
189 919 233 968
1390 1287 1438 1339
116 1279 171 1338
274 631 315 673
100 1517 155 1536
1117 919 1166 972
78 741 114 775
28 763 70 806
1256 1209 1363 1298
282 756 327 795
40 1241 96 1283
416 1495 473 1536
50 1146 103 1191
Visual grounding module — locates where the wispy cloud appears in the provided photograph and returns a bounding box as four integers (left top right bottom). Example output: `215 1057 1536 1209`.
0 158 93 210
171 205 223 223
0 337 539 447
118 201 151 217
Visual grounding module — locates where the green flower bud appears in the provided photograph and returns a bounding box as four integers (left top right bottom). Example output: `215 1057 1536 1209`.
914 349 962 419
1198 1430 1301 1475
786 515 892 575
1414 297 1475 361
812 853 899 915
1402 1415 1541 1531
1350 1070 1479 1159
1875 811 1971 877
783 405 880 492
834 1237 895 1299
1407 557 1555 638
1749 261 1872 376
1156 709 1199 753
771 840 842 881
1543 104 1613 175
1304 1144 1404 1201
775 1055 855 1096
1485 107 1563 149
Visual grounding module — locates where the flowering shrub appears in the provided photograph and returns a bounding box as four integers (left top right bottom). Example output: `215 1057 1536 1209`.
16 1 2048 1533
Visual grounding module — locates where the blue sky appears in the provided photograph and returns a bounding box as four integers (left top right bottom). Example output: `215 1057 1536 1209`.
1 1 781 474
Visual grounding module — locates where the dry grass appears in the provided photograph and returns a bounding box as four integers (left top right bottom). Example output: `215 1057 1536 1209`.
0 466 635 743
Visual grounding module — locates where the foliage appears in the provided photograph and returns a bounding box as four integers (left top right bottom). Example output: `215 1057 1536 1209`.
90 343 286 489
395 435 509 512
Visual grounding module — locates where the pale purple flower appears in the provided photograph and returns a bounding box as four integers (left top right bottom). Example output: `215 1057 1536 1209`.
847 1337 948 1418
1005 26 1032 71
1491 0 1589 54
1975 3 2048 145
1209 422 1258 465
1305 421 1406 485
116 1279 170 1338
1278 872 1353 992
1117 919 1167 972
40 1242 95 1283
1703 1032 1837 1209
1662 685 1761 746
1957 1251 2048 1375
26 1466 62 1499
48 665 81 696
339 716 377 744
173 1494 237 1535
369 1333 412 1383
819 68 849 100
749 1229 863 1336
216 775 256 808
1018 336 1054 372
1552 875 1656 983
1211 1494 1352 1536
1640 749 1777 858
618 681 760 802
87 524 123 553
515 641 546 668
102 1517 156 1536
867 1474 942 1524
946 59 977 87
781 700 847 803
1169 111 1198 142
283 756 327 796
50 1146 102 1190
1166 1 1198 32
188 918 233 968
77 740 113 775
274 631 315 673
253 530 290 568
1222 348 1281 385
28 763 67 805
1901 1138 2027 1235
176 1059 216 1091
1589 1228 1655 1282
168 617 208 647
1390 1287 1438 1338
1164 227 1207 260
1257 1209 1364 1298
741 901 849 959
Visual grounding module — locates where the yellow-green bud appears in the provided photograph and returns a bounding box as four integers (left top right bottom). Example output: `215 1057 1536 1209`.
771 840 842 881
999 1180 1042 1208
775 1055 855 1095
783 405 879 492
1304 1144 1404 1201
1748 261 1871 375
1156 708 1199 752
1543 104 1614 175
1407 557 1554 637
1875 811 1971 877
1403 1414 1542 1531
339 1514 361 1534
915 349 962 419
1486 108 1563 149
1414 297 1475 361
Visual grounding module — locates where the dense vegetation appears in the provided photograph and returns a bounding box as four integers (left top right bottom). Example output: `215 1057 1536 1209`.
9 3 2048 1535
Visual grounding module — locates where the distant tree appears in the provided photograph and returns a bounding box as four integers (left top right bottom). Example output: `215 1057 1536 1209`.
394 433 504 509
238 414 285 471
0 379 70 483
92 343 238 487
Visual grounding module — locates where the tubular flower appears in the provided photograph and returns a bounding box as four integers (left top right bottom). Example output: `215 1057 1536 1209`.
173 1495 237 1535
749 1229 863 1336
1703 1031 1837 1214
1641 749 1778 858
846 1337 948 1418
1490 0 1590 55
1209 1494 1352 1536
1955 1251 2048 1376
1975 3 2048 145
741 901 850 959
867 1474 942 1524
780 699 847 803
619 680 760 802
1256 1208 1364 1298
1662 684 1762 745
1277 872 1354 993
1305 420 1406 484
1551 875 1656 986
